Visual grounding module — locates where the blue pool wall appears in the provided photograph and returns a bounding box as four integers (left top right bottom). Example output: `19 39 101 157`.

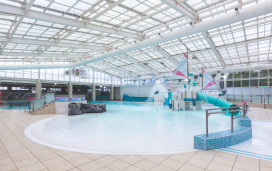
194 115 252 150
123 94 154 102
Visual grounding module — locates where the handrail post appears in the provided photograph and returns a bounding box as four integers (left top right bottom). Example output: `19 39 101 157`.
231 111 234 132
234 95 235 102
261 95 263 104
206 109 208 137
242 95 243 102
250 95 252 103
243 103 246 118
172 100 174 111
32 102 34 114
264 98 266 109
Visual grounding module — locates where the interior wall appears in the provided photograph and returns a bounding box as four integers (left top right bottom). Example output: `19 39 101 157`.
114 87 120 100
120 85 155 99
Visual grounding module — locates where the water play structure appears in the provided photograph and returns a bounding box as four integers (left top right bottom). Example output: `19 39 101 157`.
163 51 234 112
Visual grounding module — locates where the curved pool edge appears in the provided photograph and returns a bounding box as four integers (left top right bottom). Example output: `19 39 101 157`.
24 114 198 155
194 115 252 150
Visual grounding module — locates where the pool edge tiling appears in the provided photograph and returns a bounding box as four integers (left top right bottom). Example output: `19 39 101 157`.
194 115 252 150
23 102 236 155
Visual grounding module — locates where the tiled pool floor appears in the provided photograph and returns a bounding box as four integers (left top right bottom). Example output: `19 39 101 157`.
0 107 271 171
221 120 272 160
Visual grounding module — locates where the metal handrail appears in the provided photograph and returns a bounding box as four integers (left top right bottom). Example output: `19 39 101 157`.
205 104 248 137
226 94 271 105
28 92 55 114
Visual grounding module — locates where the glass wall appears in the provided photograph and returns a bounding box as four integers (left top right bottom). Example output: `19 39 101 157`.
0 67 121 85
225 69 272 87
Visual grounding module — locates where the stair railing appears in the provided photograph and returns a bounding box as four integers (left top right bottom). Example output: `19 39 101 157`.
27 92 55 114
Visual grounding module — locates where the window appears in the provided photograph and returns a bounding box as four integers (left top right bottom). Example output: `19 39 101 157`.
227 81 233 87
242 80 249 87
227 73 233 79
250 71 258 78
250 80 258 87
0 87 7 90
234 81 241 87
233 72 241 79
241 72 249 78
259 79 268 87
12 87 21 90
259 70 268 77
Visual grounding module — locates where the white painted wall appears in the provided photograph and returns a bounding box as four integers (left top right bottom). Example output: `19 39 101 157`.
120 85 155 100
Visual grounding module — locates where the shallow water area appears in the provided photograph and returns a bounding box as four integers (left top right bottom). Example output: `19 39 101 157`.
25 101 237 154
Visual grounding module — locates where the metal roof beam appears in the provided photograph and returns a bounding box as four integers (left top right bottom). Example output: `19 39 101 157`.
0 2 138 38
123 55 159 76
160 0 199 22
0 52 85 58
0 37 105 50
202 31 226 68
74 0 272 67
152 46 179 66
88 0 125 23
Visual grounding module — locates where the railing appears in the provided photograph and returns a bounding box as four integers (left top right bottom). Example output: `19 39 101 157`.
226 94 271 104
26 92 55 114
205 104 248 137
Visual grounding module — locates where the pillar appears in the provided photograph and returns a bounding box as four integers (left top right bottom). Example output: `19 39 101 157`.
35 69 42 98
68 82 73 98
92 69 96 102
35 80 42 98
110 76 114 101
224 75 227 90
7 85 12 92
68 68 73 98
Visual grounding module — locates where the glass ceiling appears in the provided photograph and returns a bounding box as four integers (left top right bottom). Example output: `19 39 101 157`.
0 0 271 79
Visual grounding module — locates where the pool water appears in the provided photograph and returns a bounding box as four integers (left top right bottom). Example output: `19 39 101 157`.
0 104 28 110
25 101 238 154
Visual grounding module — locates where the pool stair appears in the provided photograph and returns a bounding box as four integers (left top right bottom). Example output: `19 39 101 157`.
33 102 56 115
194 115 252 150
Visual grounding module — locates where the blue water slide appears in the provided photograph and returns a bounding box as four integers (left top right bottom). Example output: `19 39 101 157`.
197 92 239 111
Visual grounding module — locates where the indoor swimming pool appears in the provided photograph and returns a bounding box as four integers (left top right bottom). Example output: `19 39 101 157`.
25 101 238 154
0 104 27 110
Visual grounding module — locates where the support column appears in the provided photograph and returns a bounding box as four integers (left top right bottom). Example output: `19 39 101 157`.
110 76 114 101
68 68 72 98
7 85 12 92
92 69 96 103
224 75 227 90
68 82 73 98
36 69 42 98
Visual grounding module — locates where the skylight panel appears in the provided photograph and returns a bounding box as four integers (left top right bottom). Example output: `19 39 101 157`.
0 0 21 6
73 1 92 11
68 9 84 16
54 0 77 6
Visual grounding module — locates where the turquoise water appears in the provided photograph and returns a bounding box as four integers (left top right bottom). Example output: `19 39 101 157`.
25 101 238 154
0 104 28 110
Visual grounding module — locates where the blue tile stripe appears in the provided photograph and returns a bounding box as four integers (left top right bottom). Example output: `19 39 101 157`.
220 148 272 161
194 114 252 150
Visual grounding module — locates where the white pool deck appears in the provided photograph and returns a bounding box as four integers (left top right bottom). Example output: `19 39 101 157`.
0 107 272 171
